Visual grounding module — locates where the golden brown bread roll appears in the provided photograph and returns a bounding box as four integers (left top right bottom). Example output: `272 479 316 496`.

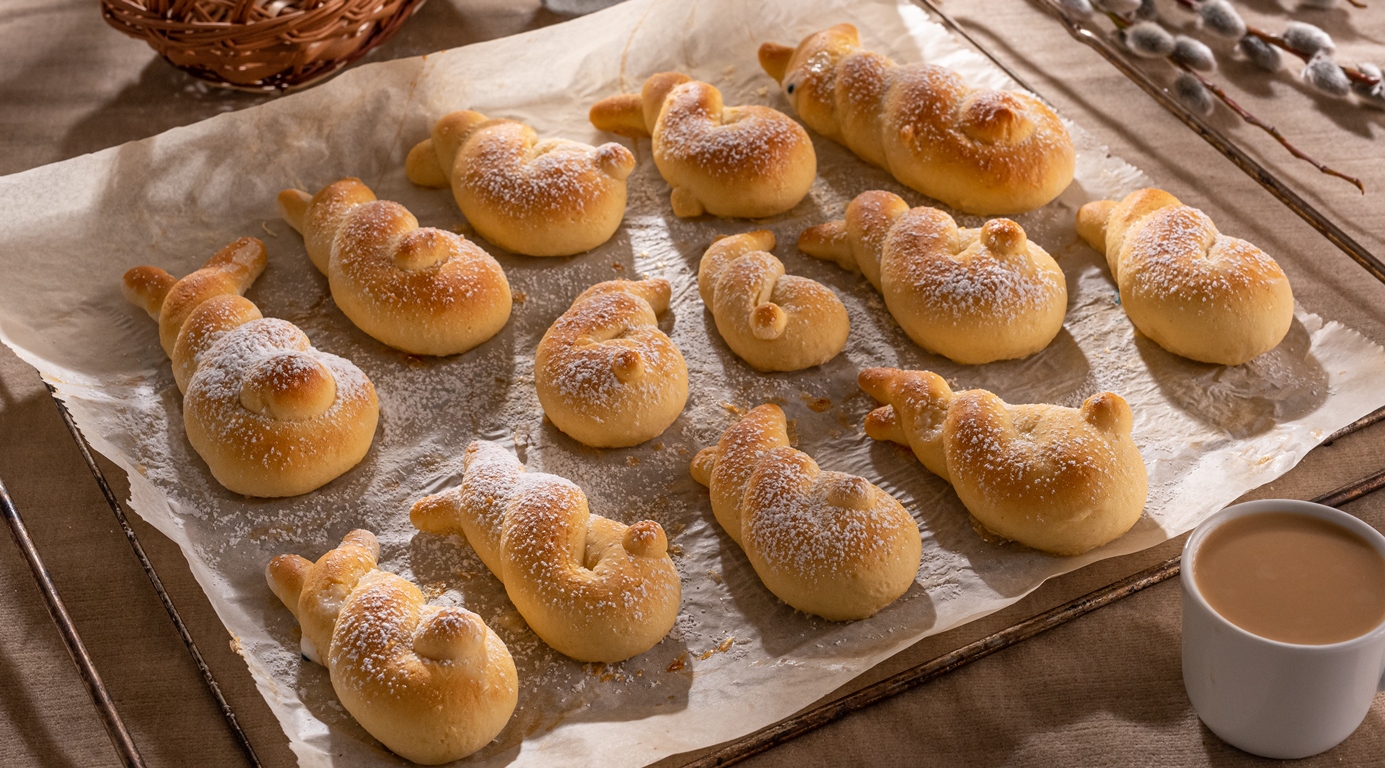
859 368 1147 556
759 24 1075 215
534 279 688 447
690 404 921 621
1076 188 1294 365
698 230 848 371
799 191 1067 364
405 110 635 257
278 178 512 357
590 72 816 218
411 441 682 663
122 239 379 497
267 530 518 765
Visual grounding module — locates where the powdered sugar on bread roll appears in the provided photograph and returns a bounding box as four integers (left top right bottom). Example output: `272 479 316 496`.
800 191 1066 364
406 110 635 257
267 530 517 764
279 178 512 357
411 442 682 663
760 24 1074 215
860 368 1147 556
1076 188 1293 365
691 404 921 621
698 230 848 371
534 279 688 448
122 238 379 497
590 72 816 219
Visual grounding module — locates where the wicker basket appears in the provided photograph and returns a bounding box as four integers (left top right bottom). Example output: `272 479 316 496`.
101 0 429 91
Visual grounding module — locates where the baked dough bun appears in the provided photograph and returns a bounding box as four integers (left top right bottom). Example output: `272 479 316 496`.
267 530 518 765
534 279 688 447
799 191 1066 364
698 230 848 371
859 368 1147 556
405 110 635 257
278 178 512 357
122 238 379 497
1076 188 1293 365
690 404 921 621
411 441 682 663
590 72 816 219
759 24 1074 215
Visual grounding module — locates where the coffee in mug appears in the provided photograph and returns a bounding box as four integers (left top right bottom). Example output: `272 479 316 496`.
1182 499 1385 759
1193 511 1385 645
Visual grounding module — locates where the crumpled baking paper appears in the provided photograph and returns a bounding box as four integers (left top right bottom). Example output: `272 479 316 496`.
1 0 1383 765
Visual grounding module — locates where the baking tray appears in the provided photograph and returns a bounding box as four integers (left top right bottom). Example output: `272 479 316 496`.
6 2 1385 766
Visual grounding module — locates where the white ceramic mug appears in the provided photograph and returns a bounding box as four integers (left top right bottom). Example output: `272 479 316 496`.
1181 498 1385 759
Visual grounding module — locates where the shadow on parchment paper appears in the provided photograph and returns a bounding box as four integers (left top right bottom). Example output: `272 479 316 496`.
1134 316 1328 439
861 439 1065 599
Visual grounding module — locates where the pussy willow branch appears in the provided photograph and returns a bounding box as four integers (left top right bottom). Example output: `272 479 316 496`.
1176 64 1366 192
1103 10 1365 192
1244 27 1381 88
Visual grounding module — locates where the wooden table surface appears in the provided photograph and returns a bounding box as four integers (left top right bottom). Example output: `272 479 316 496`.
2 1 1383 765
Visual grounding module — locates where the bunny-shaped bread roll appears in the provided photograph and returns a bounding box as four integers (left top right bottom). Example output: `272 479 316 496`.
1076 188 1293 365
698 230 848 371
590 72 816 219
535 279 688 447
799 191 1066 364
406 110 635 257
759 24 1074 215
411 442 681 663
122 238 378 497
267 530 518 764
278 178 512 357
691 404 921 621
859 368 1147 556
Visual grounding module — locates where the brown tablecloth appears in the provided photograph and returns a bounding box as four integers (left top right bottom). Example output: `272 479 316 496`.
2 1 1383 765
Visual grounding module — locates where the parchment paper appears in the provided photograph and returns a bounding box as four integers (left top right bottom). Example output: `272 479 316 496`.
2 0 1383 765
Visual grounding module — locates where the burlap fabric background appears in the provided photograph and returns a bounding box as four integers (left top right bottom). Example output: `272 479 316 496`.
1 0 1382 765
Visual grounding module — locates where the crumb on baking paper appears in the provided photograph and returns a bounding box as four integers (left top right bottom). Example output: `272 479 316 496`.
229 635 243 656
260 221 278 237
706 569 722 584
801 393 832 412
719 402 746 415
699 636 735 660
627 456 640 466
666 652 688 672
513 290 527 304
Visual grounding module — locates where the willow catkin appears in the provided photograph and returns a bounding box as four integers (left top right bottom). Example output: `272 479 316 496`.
1198 0 1246 40
1283 22 1335 56
1238 35 1282 72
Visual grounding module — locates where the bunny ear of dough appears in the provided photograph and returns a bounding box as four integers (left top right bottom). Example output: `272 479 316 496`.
1076 188 1294 366
407 111 635 257
534 278 688 448
762 25 1073 215
267 530 518 765
591 72 817 219
122 240 379 498
279 177 512 357
409 441 682 663
801 191 1067 365
698 231 848 372
692 404 921 621
860 368 1148 556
